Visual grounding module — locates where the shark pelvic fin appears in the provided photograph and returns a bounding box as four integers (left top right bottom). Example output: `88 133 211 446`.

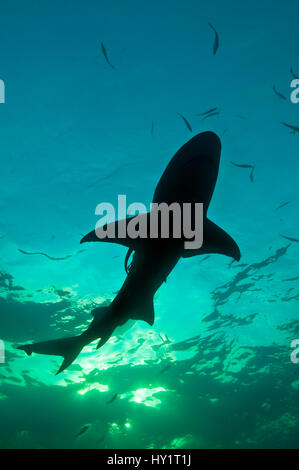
17 336 85 375
182 218 241 261
131 296 155 326
124 247 134 274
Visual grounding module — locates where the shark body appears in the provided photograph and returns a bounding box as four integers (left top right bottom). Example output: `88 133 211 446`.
18 131 240 374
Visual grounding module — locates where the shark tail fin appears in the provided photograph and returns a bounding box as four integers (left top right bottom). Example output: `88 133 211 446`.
17 336 85 375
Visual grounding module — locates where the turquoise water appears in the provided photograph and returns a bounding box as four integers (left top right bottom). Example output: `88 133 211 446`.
1 0 299 449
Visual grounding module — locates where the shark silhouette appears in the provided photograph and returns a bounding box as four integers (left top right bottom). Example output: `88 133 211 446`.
18 131 241 374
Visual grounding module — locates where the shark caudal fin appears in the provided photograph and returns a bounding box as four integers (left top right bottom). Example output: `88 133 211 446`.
182 218 241 261
17 336 85 375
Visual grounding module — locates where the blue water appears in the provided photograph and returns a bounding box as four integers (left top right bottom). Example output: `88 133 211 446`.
0 0 299 449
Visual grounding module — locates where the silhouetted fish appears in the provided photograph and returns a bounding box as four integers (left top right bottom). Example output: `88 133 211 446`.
275 201 290 211
280 234 299 242
231 162 255 182
199 255 211 263
18 248 72 261
177 113 192 132
283 275 299 282
281 122 299 134
273 86 286 100
75 424 90 438
290 67 299 79
88 162 134 189
106 393 118 404
208 23 219 54
18 132 241 375
196 107 218 116
101 42 115 69
221 128 228 137
230 162 253 169
202 111 220 120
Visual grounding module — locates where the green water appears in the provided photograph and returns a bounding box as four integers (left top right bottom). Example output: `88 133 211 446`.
0 0 299 449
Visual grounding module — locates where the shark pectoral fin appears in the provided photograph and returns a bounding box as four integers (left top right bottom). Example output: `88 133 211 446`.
80 215 148 249
182 218 241 261
80 226 134 248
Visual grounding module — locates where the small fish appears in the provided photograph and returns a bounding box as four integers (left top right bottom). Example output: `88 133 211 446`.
101 42 115 69
221 128 228 137
18 249 72 261
199 255 211 263
290 67 299 79
230 162 254 169
75 424 90 438
275 201 290 211
87 162 134 189
202 111 220 120
196 107 218 116
281 122 299 134
283 275 299 282
106 393 118 404
280 234 299 242
177 113 192 132
231 162 255 182
273 86 286 100
208 23 219 55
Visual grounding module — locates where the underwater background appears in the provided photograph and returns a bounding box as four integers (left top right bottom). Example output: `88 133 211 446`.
1 0 299 449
